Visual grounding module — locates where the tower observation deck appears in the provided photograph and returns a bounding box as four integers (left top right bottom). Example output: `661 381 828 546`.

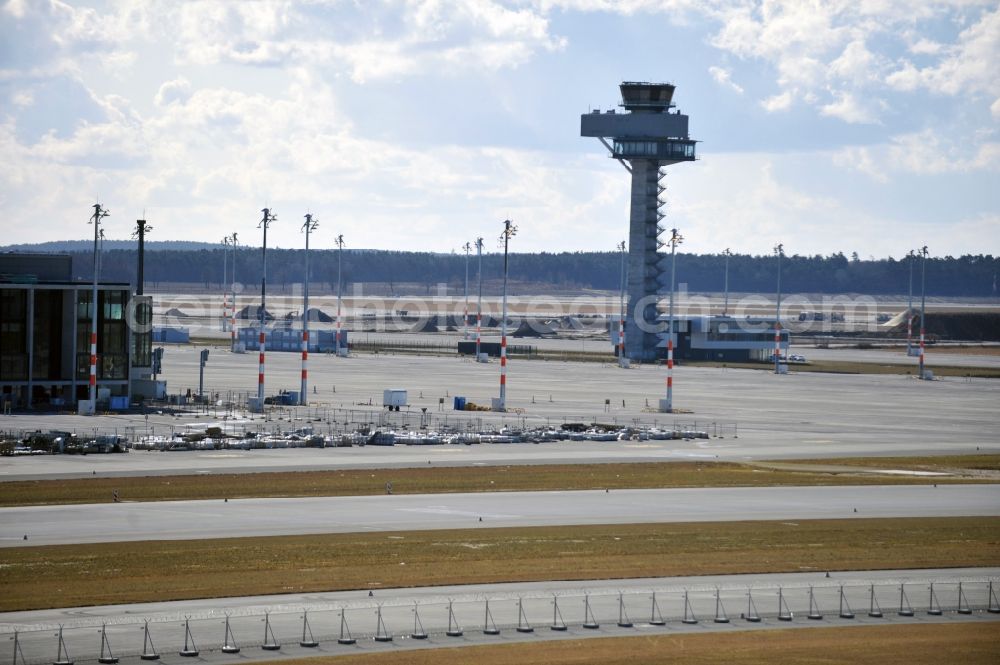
581 81 697 361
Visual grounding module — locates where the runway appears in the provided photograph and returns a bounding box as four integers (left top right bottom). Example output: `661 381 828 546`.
3 484 998 547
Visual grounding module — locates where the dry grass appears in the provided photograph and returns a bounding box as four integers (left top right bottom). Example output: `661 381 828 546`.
2 517 998 612
268 623 1000 665
3 456 997 507
689 358 1000 377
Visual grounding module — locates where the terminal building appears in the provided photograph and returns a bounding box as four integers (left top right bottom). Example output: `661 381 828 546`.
0 253 152 410
614 314 789 362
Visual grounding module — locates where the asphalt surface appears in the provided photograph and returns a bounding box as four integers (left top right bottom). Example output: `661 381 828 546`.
4 569 998 664
2 346 999 482
3 484 998 548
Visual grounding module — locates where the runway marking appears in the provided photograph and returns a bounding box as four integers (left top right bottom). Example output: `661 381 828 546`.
396 506 519 519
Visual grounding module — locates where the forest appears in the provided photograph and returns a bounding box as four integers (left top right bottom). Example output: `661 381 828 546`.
5 243 998 297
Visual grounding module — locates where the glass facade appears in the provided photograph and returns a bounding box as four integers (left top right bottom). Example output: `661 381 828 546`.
0 289 27 380
76 288 129 380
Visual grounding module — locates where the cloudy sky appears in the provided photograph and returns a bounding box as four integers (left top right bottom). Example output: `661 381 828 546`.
1 0 997 257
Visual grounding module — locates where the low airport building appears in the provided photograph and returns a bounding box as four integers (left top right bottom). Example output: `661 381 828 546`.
0 253 152 410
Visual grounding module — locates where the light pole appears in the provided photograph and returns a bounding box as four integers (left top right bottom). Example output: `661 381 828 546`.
617 240 627 367
221 237 230 333
906 249 915 356
88 203 109 414
257 208 276 406
463 242 472 340
774 243 784 374
300 214 318 405
919 245 928 379
663 228 682 412
334 234 345 355
475 237 484 360
496 220 517 412
228 233 238 352
722 247 732 316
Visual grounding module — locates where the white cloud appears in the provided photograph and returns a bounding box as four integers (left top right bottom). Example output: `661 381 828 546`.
154 78 191 107
761 90 793 112
834 128 1000 178
886 7 1000 98
820 91 879 124
708 65 744 94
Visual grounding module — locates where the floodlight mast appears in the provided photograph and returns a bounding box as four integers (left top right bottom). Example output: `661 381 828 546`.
475 237 484 359
132 220 153 296
463 242 472 340
496 220 517 412
221 237 230 333
300 214 319 405
774 243 784 374
334 234 345 355
228 233 238 351
257 208 276 405
88 203 109 414
617 240 627 367
919 245 928 379
907 249 915 356
664 228 682 412
722 248 732 316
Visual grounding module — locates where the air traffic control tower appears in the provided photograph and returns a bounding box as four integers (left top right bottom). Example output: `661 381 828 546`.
582 82 697 361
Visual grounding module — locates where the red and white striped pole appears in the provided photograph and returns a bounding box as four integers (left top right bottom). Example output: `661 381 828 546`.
335 234 344 355
228 232 238 352
88 202 108 414
774 321 782 367
475 236 483 360
258 330 266 399
257 208 274 406
619 317 625 360
497 220 516 411
89 330 98 394
301 330 308 396
918 245 928 379
665 336 673 403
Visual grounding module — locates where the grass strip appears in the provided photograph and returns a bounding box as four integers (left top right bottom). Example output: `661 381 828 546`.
2 456 997 507
686 359 1000 378
263 623 1000 665
2 517 998 612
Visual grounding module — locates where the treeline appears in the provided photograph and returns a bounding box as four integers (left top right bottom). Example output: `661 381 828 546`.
50 248 1000 297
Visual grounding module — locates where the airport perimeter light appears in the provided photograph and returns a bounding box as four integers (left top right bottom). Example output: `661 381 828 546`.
907 249 915 356
722 248 732 316
257 208 276 405
300 214 319 405
662 228 682 412
131 219 153 296
463 242 472 340
221 236 231 334
496 220 517 412
87 203 109 415
617 240 627 368
334 234 345 355
228 233 238 351
919 245 929 379
475 237 484 360
774 243 784 375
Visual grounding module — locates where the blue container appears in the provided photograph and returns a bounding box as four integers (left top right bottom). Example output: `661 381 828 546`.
109 396 129 410
283 391 299 405
454 396 466 410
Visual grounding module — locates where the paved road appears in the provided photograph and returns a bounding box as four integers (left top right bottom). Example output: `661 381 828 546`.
4 569 997 665
3 485 998 547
